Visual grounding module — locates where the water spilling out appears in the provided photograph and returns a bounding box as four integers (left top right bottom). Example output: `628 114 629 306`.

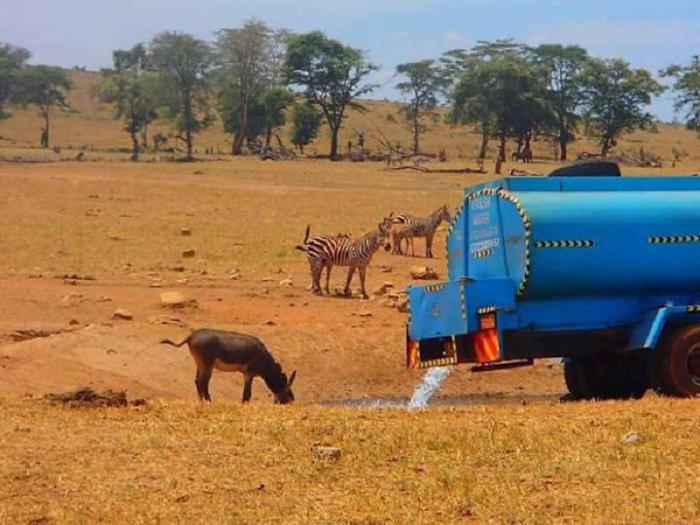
408 366 453 408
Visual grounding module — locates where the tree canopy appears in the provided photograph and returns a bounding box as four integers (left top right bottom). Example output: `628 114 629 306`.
396 59 449 154
579 58 664 156
12 65 73 148
663 56 700 135
96 44 158 160
149 31 213 161
284 31 376 160
0 44 30 119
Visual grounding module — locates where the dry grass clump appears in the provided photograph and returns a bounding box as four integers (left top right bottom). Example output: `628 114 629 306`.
1 396 698 524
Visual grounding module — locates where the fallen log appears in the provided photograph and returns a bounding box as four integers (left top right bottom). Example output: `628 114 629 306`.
388 165 486 174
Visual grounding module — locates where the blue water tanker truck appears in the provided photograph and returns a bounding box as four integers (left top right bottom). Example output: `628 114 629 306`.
406 163 700 399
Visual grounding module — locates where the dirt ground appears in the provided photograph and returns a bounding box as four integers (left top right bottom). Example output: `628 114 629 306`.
4 158 700 524
0 158 578 405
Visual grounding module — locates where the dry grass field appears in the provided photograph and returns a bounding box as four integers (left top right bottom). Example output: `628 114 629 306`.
1 69 700 524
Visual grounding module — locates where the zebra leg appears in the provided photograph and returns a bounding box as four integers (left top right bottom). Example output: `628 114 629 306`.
344 267 356 296
310 261 323 295
426 233 434 258
325 264 332 295
359 266 368 299
410 237 415 257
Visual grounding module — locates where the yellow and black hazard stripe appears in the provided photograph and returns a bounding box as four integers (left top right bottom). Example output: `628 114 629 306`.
535 240 595 249
425 283 446 293
418 356 458 369
649 235 700 244
473 248 493 259
477 306 497 314
686 305 700 312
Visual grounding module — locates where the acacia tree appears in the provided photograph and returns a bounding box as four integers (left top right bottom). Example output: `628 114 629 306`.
531 44 589 160
0 43 30 119
290 102 322 154
449 50 550 161
149 32 213 161
12 65 72 148
395 59 449 154
579 58 664 156
214 20 288 154
96 44 158 160
284 31 376 160
662 56 700 135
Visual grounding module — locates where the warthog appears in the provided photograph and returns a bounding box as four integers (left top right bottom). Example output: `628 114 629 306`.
161 329 296 404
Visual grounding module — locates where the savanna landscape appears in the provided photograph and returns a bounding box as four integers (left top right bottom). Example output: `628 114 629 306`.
2 16 700 524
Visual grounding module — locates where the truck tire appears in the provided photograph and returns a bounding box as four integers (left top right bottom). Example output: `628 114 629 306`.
564 358 594 400
652 325 700 397
564 355 647 400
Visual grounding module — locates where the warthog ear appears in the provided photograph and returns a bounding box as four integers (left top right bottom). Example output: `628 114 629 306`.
288 370 297 387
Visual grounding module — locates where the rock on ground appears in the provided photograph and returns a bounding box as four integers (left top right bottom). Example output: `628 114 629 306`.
409 266 439 280
160 292 198 309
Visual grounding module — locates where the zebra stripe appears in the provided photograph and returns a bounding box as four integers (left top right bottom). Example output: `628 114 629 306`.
535 240 595 249
649 235 700 244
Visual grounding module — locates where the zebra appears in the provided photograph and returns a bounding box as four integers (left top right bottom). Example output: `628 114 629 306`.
390 213 418 255
296 218 393 298
392 205 451 258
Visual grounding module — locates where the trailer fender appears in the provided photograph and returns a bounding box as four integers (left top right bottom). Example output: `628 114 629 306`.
628 305 700 350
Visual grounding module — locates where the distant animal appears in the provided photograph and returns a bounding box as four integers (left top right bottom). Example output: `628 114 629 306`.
160 329 296 404
391 206 451 258
512 148 533 163
296 218 393 298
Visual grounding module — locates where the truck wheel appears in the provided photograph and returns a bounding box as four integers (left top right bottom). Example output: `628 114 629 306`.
564 355 646 400
653 325 700 397
564 358 594 400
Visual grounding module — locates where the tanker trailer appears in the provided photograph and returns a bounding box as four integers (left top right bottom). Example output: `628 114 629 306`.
406 168 700 399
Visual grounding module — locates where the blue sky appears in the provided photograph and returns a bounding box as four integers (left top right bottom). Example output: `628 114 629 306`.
3 0 700 121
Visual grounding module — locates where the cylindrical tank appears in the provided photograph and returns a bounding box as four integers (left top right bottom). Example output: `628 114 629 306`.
453 185 700 299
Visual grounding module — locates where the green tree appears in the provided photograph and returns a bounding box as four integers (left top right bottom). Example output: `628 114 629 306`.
449 49 550 161
149 32 213 161
259 87 294 151
290 102 322 154
531 44 589 160
284 31 376 160
579 58 664 156
396 59 449 154
96 44 158 161
662 56 700 135
0 43 30 119
12 65 72 148
214 20 289 155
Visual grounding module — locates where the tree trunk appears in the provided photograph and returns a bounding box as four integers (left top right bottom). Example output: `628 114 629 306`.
232 95 249 156
499 136 507 162
560 138 567 161
142 121 149 151
330 127 339 161
186 128 193 161
42 108 51 149
130 130 139 162
601 139 610 157
478 132 489 159
298 144 304 155
412 114 420 154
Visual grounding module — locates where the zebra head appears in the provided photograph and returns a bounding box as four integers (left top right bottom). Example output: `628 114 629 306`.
378 217 393 251
437 205 452 224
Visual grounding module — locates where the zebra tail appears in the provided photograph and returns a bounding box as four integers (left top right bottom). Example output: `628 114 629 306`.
295 224 311 251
